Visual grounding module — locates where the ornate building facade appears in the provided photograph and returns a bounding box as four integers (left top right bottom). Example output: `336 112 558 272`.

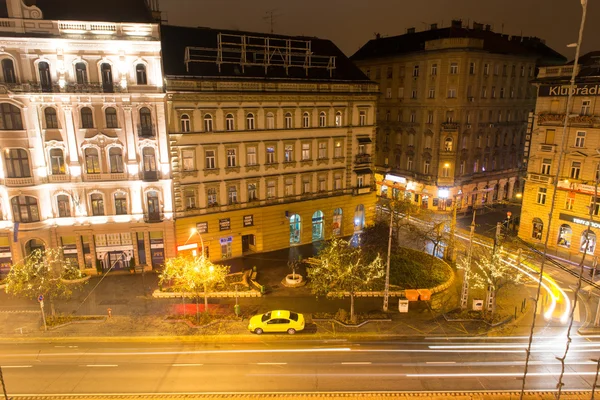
0 0 174 275
162 26 378 259
351 20 564 211
519 52 600 265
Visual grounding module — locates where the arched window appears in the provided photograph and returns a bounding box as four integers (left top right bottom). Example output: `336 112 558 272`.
332 208 343 235
25 238 45 255
557 224 572 248
114 192 128 215
100 63 113 92
90 193 104 216
0 103 23 130
319 111 326 127
462 134 469 149
84 148 100 174
109 147 124 173
203 114 213 132
225 113 234 131
207 187 218 207
57 194 71 218
290 214 301 244
266 112 275 129
135 63 147 85
105 107 118 128
302 112 310 128
180 114 190 133
146 191 160 221
335 111 342 127
139 107 152 136
444 137 453 152
581 230 597 254
49 148 65 175
38 61 51 92
75 62 87 84
1 59 15 84
312 210 324 241
246 113 255 130
80 107 93 129
11 195 39 222
44 107 58 129
5 148 30 178
285 112 293 129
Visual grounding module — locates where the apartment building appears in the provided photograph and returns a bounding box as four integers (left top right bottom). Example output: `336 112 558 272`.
351 20 564 211
162 25 379 259
519 52 600 265
0 0 174 275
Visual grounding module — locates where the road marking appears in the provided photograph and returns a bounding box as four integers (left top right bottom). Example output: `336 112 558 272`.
341 362 372 365
426 361 456 364
0 365 32 368
172 363 204 367
84 364 118 367
256 362 287 365
406 372 598 378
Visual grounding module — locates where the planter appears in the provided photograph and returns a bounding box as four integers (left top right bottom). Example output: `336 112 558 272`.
282 274 305 288
60 275 91 285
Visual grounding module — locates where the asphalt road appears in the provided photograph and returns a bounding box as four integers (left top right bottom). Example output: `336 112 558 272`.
0 337 599 395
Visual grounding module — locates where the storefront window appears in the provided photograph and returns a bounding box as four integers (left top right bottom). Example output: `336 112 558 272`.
580 230 596 254
290 214 301 244
380 185 388 197
557 224 572 248
532 218 543 240
312 210 324 241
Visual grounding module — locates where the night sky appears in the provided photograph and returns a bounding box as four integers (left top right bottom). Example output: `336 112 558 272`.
159 0 600 60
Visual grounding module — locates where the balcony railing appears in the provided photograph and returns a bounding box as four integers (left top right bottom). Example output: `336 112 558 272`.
48 174 70 183
528 173 553 184
142 170 159 181
85 172 128 181
441 122 460 130
5 176 34 186
539 144 556 153
143 212 164 223
354 154 371 164
138 124 155 138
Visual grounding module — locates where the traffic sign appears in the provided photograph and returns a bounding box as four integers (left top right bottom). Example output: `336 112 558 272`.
38 294 44 302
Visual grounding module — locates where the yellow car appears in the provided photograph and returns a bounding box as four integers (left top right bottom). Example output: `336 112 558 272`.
248 310 305 335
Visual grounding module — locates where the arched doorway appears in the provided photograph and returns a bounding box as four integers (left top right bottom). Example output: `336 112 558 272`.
25 239 45 256
312 211 324 241
290 214 301 244
354 204 365 232
332 208 343 236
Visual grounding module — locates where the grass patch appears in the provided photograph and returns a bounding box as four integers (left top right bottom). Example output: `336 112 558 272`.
46 314 104 327
165 312 239 326
313 309 390 325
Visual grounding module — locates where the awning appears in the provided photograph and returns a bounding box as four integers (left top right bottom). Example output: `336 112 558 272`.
354 168 372 175
357 137 372 143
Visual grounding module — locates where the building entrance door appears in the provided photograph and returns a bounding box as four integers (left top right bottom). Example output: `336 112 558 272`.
242 234 255 253
107 251 126 270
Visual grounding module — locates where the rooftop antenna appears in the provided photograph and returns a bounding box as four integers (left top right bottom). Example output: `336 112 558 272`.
263 9 281 34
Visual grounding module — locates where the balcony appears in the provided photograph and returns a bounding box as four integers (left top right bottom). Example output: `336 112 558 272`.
5 176 34 186
537 113 564 126
143 212 164 223
353 186 373 195
354 154 372 164
142 170 159 182
85 172 127 181
138 124 155 138
441 122 460 131
48 174 70 183
539 144 556 153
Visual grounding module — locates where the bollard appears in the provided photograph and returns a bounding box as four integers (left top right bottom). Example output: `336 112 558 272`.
234 304 241 317
107 308 112 318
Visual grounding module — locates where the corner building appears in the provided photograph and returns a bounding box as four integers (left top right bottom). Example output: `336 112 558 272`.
351 20 564 211
519 52 600 265
162 26 378 259
0 0 175 275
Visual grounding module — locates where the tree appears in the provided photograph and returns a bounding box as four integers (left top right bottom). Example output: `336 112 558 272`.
307 237 384 322
4 248 86 316
160 254 229 321
458 248 523 318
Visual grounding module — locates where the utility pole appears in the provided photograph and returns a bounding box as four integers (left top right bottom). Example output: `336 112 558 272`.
263 10 279 34
460 211 476 309
383 202 394 312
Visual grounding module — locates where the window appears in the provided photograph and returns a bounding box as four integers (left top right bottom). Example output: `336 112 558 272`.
428 88 435 99
545 129 555 145
80 107 93 128
207 188 218 206
226 148 237 167
398 87 404 99
385 110 391 121
44 107 58 129
57 195 70 218
407 156 413 170
1 59 15 83
565 196 574 210
459 160 465 175
541 158 552 175
246 113 255 130
502 64 507 76
49 148 65 175
246 146 257 166
181 149 194 171
532 218 543 240
205 150 216 169
84 148 100 174
450 63 458 74
247 183 257 201
424 135 432 148
228 186 238 204
147 192 162 220
442 163 450 177
386 66 393 78
226 113 235 131
104 107 118 128
285 178 294 196
409 111 416 123
510 87 514 98
266 146 275 163
114 193 127 215
424 160 430 174
204 114 213 132
0 103 23 130
426 111 433 124
430 63 437 76
90 193 104 216
570 161 581 179
444 137 453 151
491 86 496 98
334 141 343 158
319 111 327 127
4 148 29 178
301 143 311 160
334 174 342 190
284 144 293 162
411 89 417 99
135 64 147 85
109 147 124 173
11 196 39 223
500 88 505 99
558 224 572 247
38 61 52 91
302 178 310 194
408 132 415 146
302 112 310 128
575 131 586 148
100 63 113 92
581 230 597 253
591 196 600 216
75 62 87 84
335 111 342 127
184 189 197 210
318 176 326 192
483 63 489 75
520 65 525 77
285 112 293 129
142 147 156 172
413 65 419 77
494 64 499 76
358 110 367 126
481 86 487 98
474 159 479 172
267 181 276 199
386 88 392 98
537 187 547 205
582 100 591 116
469 62 475 75
448 88 456 98
180 114 190 132
375 68 381 80
266 112 275 129
318 142 327 159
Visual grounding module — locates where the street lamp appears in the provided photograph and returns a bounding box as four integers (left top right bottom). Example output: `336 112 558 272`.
189 227 205 257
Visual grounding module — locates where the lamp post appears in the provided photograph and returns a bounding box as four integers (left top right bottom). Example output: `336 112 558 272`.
189 227 205 257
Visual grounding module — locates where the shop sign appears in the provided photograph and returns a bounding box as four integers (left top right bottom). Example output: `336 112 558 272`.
150 238 164 249
196 222 208 234
243 215 254 227
559 213 600 229
539 83 600 97
63 244 78 254
558 180 598 195
219 218 231 231
219 236 233 245
385 174 406 184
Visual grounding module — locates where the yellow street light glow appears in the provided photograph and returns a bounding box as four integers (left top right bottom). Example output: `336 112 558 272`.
444 163 450 167
516 193 522 198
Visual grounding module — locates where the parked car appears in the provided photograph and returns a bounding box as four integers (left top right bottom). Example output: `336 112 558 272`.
247 310 305 334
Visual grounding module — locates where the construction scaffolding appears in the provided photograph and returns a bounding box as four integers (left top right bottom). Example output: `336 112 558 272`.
184 33 337 77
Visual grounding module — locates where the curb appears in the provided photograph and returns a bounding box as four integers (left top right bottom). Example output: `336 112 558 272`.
312 318 392 328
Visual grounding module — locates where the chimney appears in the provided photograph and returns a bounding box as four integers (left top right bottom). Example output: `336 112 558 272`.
451 19 462 29
375 32 381 39
485 24 491 31
407 27 415 34
430 23 438 30
473 22 484 31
